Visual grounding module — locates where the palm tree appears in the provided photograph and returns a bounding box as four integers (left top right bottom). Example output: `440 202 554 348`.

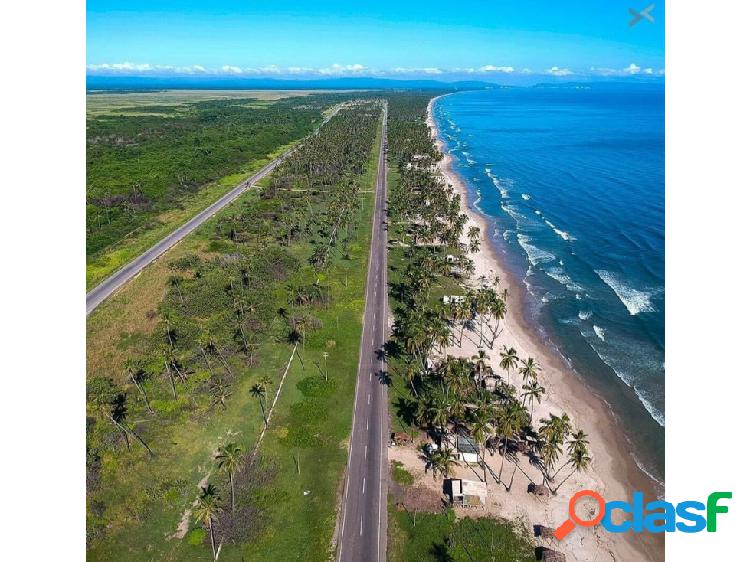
420 390 451 448
521 381 545 424
401 359 421 398
472 349 490 380
456 299 472 348
250 381 268 427
216 443 244 512
125 360 154 414
496 401 529 487
551 431 591 494
429 446 458 479
470 407 493 483
499 346 519 385
519 357 540 384
538 413 572 483
487 294 507 348
194 484 221 560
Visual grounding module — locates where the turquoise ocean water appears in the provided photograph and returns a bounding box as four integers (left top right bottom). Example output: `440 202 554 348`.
434 84 665 482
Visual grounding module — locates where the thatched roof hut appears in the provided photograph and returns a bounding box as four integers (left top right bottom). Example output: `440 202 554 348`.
528 483 550 497
534 524 556 540
536 547 566 562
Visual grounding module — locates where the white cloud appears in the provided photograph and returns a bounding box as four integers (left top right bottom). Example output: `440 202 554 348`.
317 63 369 75
624 63 641 75
391 66 444 75
478 65 514 73
589 66 618 76
644 67 654 75
546 66 573 77
86 61 153 72
220 65 243 75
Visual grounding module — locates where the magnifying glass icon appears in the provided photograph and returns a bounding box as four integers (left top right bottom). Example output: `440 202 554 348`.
554 489 606 540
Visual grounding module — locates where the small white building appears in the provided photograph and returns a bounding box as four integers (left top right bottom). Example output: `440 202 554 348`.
441 295 466 305
453 434 480 463
449 478 487 507
446 254 457 264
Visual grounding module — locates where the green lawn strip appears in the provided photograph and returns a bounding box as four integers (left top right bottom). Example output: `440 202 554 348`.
387 505 535 562
87 140 297 289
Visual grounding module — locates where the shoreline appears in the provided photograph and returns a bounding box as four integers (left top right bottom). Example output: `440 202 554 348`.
425 94 664 561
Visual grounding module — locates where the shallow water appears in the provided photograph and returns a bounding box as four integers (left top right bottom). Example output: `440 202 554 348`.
434 84 665 481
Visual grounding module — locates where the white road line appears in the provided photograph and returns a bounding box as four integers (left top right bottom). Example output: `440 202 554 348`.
366 418 369 431
365 445 368 459
362 477 366 494
369 372 372 382
360 516 363 536
368 393 371 405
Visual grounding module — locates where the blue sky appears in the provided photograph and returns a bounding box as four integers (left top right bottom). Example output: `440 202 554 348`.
87 0 665 81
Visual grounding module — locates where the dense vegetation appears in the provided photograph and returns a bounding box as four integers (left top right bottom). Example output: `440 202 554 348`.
388 508 535 562
86 93 350 264
86 100 383 560
382 94 591 555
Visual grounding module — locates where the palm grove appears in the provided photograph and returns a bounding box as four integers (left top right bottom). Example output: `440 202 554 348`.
86 100 384 559
385 95 591 497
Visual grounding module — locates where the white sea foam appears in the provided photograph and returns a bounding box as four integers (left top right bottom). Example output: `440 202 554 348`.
502 229 513 241
593 325 606 341
587 339 666 427
595 269 655 315
501 204 526 223
578 310 592 320
544 219 575 241
544 267 580 292
521 193 531 200
517 234 556 266
534 210 542 215
635 387 666 427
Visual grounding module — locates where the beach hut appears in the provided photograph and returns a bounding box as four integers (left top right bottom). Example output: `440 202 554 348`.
453 435 480 463
448 478 487 508
536 547 566 562
534 525 556 540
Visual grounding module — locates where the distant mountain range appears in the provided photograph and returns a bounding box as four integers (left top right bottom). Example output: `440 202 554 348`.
86 75 500 91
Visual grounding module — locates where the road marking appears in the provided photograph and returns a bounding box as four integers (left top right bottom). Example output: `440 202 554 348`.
365 445 368 459
362 477 366 494
368 393 371 405
367 418 369 430
369 372 372 382
360 516 363 536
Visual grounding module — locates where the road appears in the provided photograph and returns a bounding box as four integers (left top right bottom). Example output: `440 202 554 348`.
86 105 343 315
336 102 389 562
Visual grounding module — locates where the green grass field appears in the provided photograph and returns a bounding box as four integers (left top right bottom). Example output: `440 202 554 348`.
86 92 346 289
387 506 536 562
87 104 383 560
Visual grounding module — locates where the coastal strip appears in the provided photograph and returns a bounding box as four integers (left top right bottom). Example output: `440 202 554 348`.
426 94 663 562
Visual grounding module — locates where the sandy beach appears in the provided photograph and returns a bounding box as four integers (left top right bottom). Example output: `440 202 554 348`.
387 95 663 561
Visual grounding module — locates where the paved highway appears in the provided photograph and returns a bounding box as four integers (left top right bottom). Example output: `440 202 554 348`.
336 103 389 562
86 105 342 315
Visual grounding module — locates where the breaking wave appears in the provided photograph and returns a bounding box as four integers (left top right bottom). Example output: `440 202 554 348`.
595 270 655 315
517 234 556 266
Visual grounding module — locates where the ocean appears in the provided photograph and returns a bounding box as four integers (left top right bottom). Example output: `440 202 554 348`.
433 83 665 482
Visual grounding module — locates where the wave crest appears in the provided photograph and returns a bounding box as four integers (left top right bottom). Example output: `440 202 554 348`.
595 269 655 315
